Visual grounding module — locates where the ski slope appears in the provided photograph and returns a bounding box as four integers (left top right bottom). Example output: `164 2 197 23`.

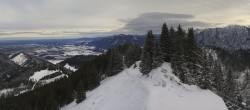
61 62 227 110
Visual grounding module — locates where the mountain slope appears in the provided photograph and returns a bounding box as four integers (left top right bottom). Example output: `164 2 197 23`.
0 53 21 82
196 25 250 51
62 62 227 110
86 34 146 52
0 52 72 96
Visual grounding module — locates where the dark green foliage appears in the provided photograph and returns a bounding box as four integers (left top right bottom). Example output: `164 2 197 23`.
0 77 73 110
242 68 250 90
185 28 203 85
209 47 250 72
176 25 188 83
72 63 100 90
169 27 176 59
106 49 124 76
140 30 155 75
76 80 86 103
212 61 225 93
59 55 97 68
170 25 188 83
226 69 237 99
124 45 142 67
152 39 164 69
199 53 213 89
159 23 171 62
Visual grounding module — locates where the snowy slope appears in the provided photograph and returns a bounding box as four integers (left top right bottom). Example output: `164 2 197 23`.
61 62 227 110
29 69 60 82
64 63 77 72
11 53 28 66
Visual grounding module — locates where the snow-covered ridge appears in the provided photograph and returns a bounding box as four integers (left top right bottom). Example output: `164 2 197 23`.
62 62 227 110
11 53 28 66
29 69 61 82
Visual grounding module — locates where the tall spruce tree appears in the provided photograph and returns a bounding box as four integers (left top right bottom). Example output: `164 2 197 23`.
199 52 213 89
76 80 86 104
88 64 100 90
169 27 178 76
242 68 250 107
226 69 237 99
152 39 164 69
159 23 170 62
124 45 141 67
242 68 250 90
186 28 203 85
140 30 155 75
213 61 224 93
176 25 188 82
106 49 123 76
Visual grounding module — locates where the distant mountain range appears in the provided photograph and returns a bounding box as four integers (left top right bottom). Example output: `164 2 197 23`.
196 25 250 51
82 25 250 52
0 52 72 95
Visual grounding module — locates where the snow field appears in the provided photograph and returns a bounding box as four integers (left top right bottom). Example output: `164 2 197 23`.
29 69 60 82
61 62 227 110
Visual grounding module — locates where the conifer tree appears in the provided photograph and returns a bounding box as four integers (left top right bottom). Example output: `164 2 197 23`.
169 27 178 76
152 39 164 69
88 64 100 90
76 80 86 104
176 25 188 82
140 30 155 75
242 68 250 90
124 45 141 67
185 28 203 85
199 53 213 89
159 23 170 62
226 69 237 99
213 61 224 92
44 90 58 110
106 49 123 76
242 68 250 107
111 50 123 75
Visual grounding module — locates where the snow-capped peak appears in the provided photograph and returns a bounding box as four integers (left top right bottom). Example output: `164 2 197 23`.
62 62 227 110
11 53 28 66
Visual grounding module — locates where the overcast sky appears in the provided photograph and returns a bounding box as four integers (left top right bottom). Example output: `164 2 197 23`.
0 0 250 39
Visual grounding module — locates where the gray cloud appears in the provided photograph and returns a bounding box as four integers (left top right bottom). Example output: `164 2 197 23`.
0 12 221 38
0 0 250 39
114 12 219 34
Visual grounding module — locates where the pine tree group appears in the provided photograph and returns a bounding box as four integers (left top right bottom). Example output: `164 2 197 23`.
140 30 155 75
139 23 227 93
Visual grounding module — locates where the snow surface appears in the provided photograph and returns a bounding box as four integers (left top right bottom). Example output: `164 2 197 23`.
64 63 77 72
11 53 28 66
29 69 60 82
40 74 68 84
63 45 101 56
0 88 13 96
61 62 227 110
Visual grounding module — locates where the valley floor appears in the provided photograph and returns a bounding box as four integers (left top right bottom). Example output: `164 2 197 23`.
61 62 227 110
